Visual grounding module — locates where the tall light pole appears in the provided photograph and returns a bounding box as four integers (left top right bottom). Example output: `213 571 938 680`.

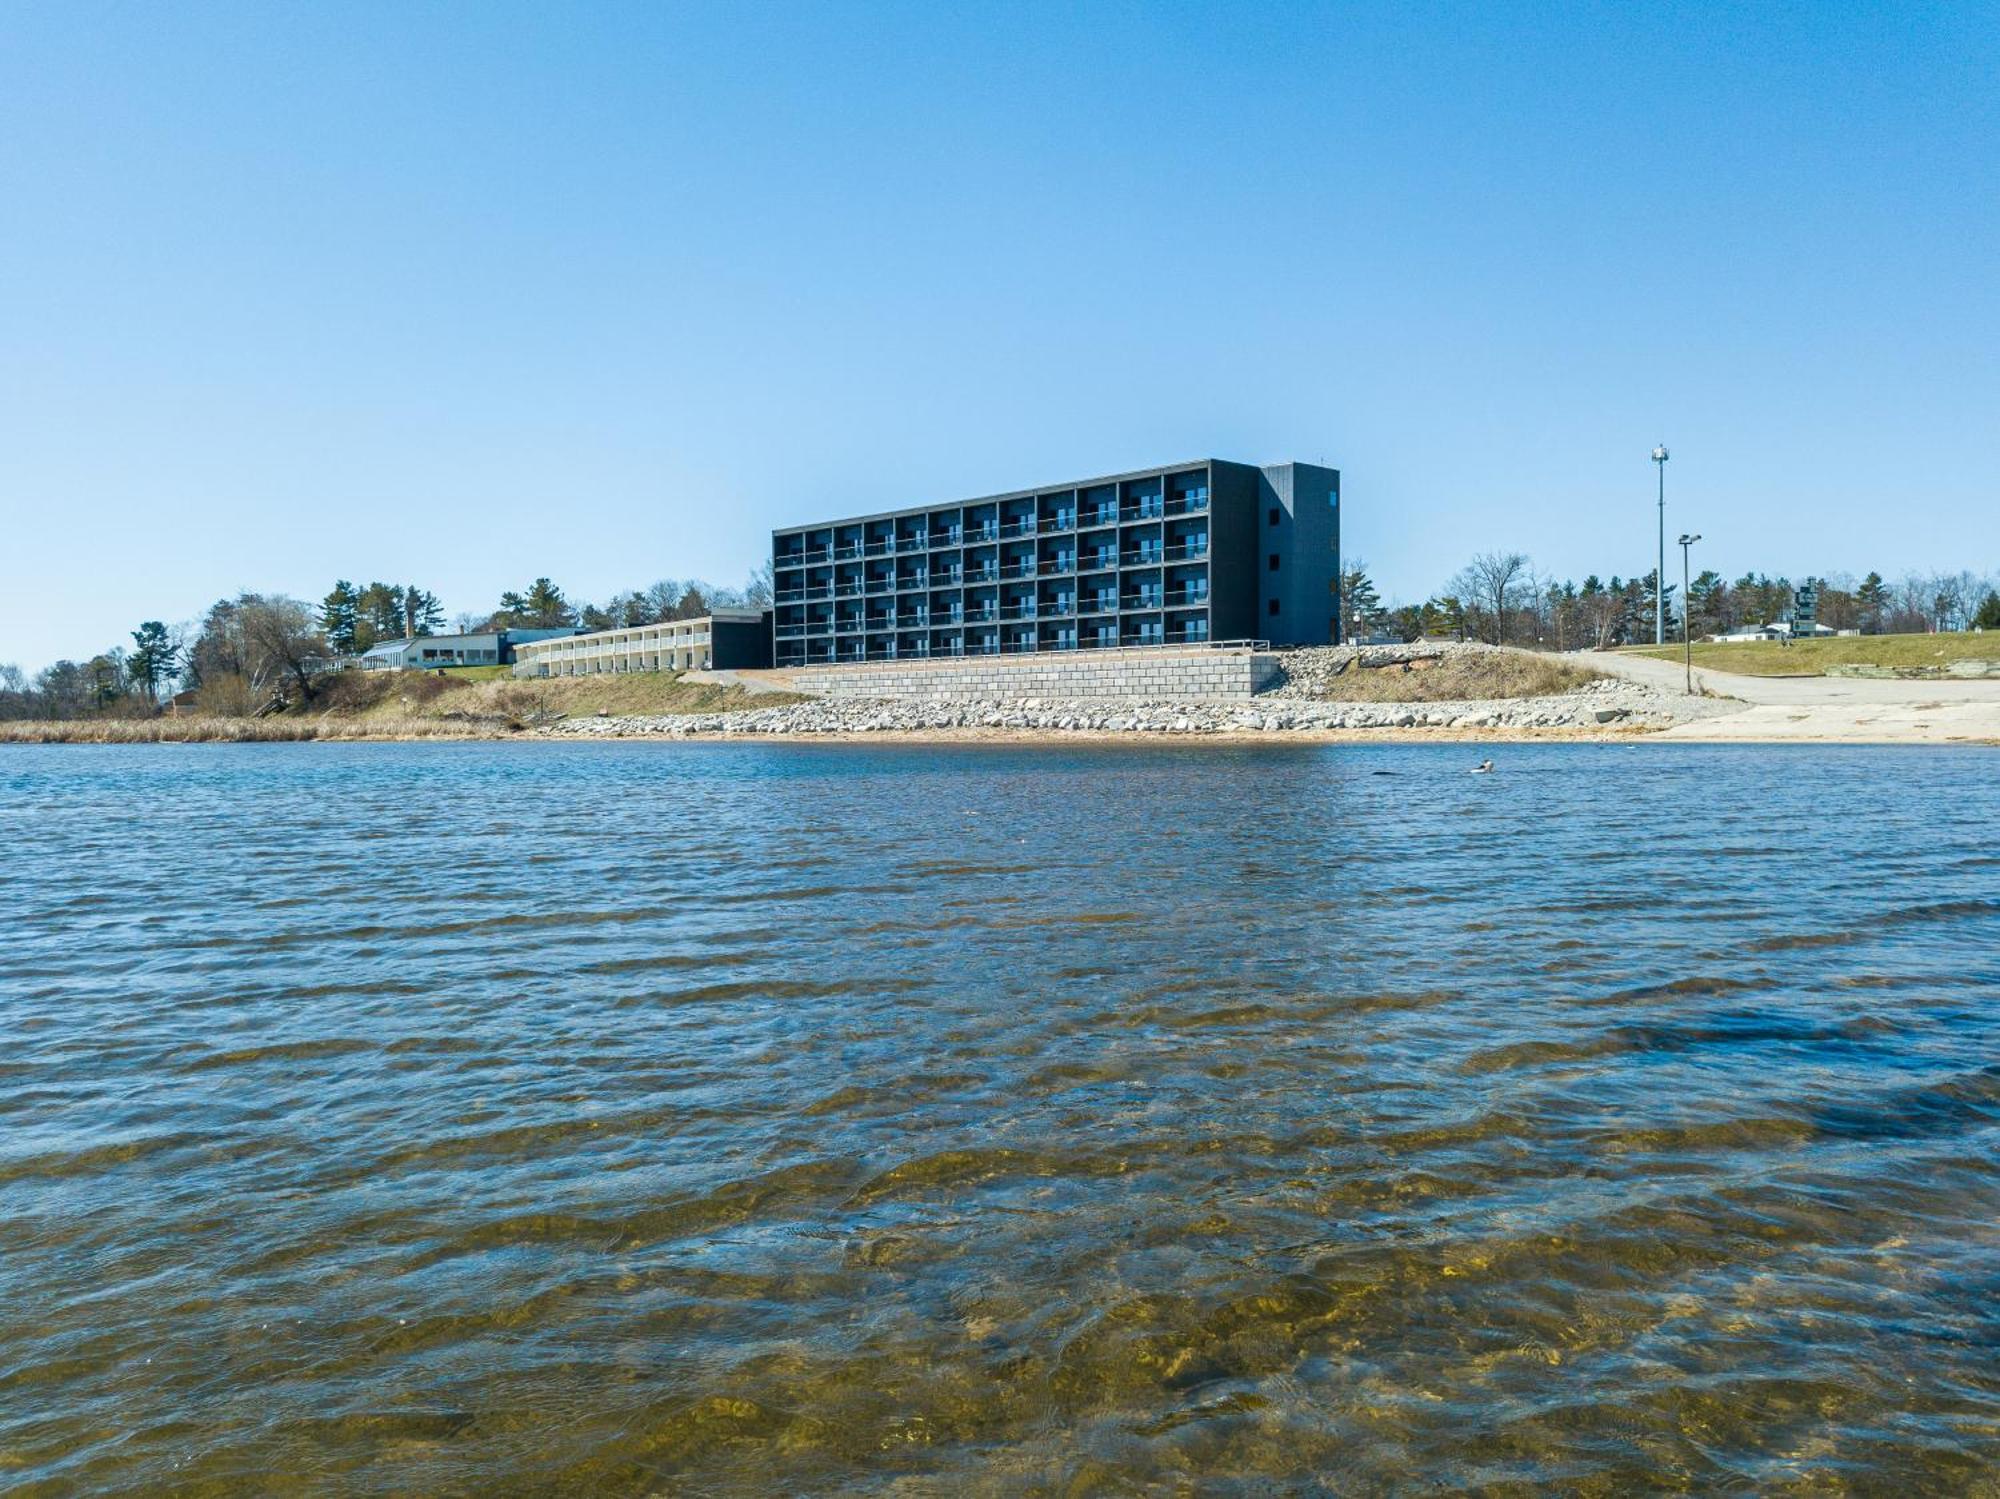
1651 445 1670 645
1678 532 1701 695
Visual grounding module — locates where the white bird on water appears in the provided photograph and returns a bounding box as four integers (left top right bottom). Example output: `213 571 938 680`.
1470 758 1494 774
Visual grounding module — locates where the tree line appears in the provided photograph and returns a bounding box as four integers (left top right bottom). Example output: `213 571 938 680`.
478 568 772 634
1342 558 2000 649
0 565 773 721
7 555 1991 719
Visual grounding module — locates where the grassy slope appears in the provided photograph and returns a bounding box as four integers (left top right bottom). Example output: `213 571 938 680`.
0 671 807 743
321 670 804 724
1623 631 1997 677
1310 650 1601 703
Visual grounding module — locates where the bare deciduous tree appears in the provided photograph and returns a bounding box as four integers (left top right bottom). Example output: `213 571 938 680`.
235 594 325 706
1447 552 1532 645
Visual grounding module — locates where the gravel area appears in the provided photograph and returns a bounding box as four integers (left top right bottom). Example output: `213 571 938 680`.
538 675 1732 739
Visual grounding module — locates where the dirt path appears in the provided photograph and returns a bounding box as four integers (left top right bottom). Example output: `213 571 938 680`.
1575 650 2000 743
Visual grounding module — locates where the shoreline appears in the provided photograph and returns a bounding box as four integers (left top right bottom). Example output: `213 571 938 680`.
5 719 1995 747
9 650 1999 748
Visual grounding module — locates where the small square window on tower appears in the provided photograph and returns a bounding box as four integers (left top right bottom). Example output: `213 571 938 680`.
1268 599 1280 616
1268 554 1280 571
1268 508 1281 526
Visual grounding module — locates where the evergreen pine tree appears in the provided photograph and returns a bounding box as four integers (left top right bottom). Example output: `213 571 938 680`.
128 621 174 703
521 578 572 627
1855 572 1889 634
1339 562 1384 639
402 586 444 639
319 581 360 655
355 583 406 647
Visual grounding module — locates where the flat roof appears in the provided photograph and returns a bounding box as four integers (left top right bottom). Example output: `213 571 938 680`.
513 609 766 652
772 459 1224 538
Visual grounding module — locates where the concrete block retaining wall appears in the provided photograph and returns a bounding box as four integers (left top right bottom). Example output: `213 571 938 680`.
795 648 1281 702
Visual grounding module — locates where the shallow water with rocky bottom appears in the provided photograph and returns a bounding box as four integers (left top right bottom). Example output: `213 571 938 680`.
3 741 1997 1494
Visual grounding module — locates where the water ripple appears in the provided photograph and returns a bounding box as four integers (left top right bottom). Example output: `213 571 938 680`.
1 740 1997 1492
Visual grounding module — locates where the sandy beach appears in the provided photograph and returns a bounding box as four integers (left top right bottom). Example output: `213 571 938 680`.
1574 651 2000 745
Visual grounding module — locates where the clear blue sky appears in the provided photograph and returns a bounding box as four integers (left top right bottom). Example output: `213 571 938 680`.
2 1 1994 669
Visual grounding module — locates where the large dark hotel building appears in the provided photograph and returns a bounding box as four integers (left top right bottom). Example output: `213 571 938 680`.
771 459 1338 667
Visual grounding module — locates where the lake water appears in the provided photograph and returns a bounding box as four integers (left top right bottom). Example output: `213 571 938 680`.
3 741 1998 1493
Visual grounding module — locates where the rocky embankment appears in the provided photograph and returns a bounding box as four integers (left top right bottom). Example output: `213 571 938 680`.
1265 641 1516 697
536 641 1735 740
539 672 1728 740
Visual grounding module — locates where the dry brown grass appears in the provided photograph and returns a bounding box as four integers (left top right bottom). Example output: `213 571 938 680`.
1624 630 1999 678
0 670 809 744
0 716 489 744
445 674 805 722
1316 649 1601 703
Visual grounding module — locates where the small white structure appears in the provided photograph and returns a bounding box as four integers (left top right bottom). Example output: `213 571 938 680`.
360 628 580 670
1711 620 1840 644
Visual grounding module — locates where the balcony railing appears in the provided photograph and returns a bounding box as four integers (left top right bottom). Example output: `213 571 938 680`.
997 519 1039 539
1119 502 1165 522
1165 493 1209 515
1079 509 1119 529
784 634 1273 668
1119 596 1165 611
1037 559 1074 576
1114 542 1206 566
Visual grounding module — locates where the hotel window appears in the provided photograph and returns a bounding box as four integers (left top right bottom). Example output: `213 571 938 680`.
1268 508 1281 526
1269 600 1280 616
1269 554 1280 571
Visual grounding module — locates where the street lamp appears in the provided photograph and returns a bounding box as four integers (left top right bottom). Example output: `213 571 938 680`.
1677 532 1701 695
1651 445 1670 646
